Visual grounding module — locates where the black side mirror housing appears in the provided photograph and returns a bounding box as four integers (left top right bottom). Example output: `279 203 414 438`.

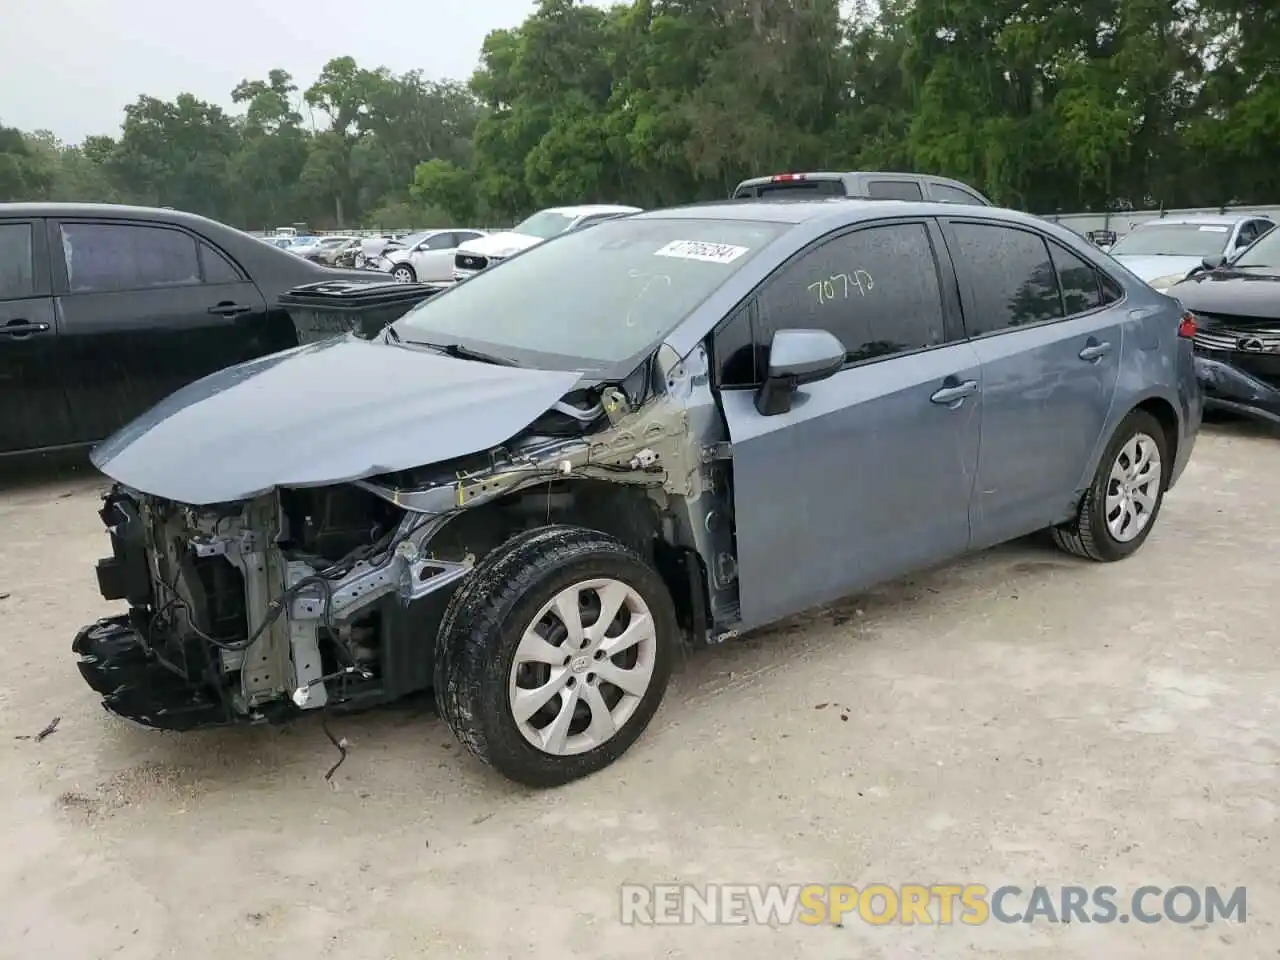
755 328 846 416
1201 255 1227 271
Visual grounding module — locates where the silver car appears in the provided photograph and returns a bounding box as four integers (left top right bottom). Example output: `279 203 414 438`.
1107 214 1276 290
75 199 1202 788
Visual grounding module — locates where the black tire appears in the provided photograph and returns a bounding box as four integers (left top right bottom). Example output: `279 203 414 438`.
434 525 677 788
390 264 416 283
1051 409 1170 562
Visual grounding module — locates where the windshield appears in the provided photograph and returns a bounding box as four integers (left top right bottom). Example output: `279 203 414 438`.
512 210 579 239
393 216 788 371
1232 228 1280 270
1109 223 1232 258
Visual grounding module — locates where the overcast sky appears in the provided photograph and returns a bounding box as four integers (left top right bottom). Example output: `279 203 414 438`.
1 0 539 143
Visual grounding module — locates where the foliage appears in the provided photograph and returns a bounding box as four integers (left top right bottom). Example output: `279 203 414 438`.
2 0 1279 227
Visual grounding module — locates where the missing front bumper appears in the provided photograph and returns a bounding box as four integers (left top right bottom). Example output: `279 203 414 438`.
72 616 240 731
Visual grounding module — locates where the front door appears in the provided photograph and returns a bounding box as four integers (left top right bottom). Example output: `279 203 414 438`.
410 232 460 282
0 218 75 453
717 219 983 630
939 219 1124 547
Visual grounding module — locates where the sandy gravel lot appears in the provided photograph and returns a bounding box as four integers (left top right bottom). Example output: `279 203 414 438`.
0 420 1276 960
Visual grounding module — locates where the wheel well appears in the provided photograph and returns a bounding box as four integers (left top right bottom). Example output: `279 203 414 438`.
1133 397 1179 486
428 479 708 640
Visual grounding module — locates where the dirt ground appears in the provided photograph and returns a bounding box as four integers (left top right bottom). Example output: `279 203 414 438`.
0 419 1276 960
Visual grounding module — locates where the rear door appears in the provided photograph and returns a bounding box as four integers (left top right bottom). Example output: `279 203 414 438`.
50 218 270 444
0 217 76 453
716 218 983 629
939 218 1125 547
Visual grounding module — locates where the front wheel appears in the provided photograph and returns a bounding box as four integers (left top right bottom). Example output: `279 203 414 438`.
390 264 416 283
1051 409 1169 562
434 526 677 788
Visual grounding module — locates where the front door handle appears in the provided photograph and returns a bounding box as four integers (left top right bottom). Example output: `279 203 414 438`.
208 302 252 317
1079 340 1112 362
0 319 51 338
930 379 979 405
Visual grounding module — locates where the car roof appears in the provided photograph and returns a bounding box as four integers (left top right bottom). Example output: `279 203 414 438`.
0 201 233 227
632 197 1039 228
1135 213 1271 227
541 204 643 216
734 170 981 190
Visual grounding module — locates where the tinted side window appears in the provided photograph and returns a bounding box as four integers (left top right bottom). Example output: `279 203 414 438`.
1048 241 1102 315
1100 272 1123 304
948 223 1064 336
0 223 35 300
932 183 984 205
867 180 924 200
713 302 757 387
200 243 243 283
423 233 456 250
61 223 201 294
756 222 947 363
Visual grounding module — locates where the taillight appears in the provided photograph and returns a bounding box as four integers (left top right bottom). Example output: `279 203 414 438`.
770 173 806 182
1177 311 1197 339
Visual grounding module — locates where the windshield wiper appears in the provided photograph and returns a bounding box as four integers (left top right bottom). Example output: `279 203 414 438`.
423 342 517 366
384 324 402 343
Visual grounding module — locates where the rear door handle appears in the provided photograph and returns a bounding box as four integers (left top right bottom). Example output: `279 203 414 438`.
930 379 979 405
208 302 252 317
0 320 51 338
1079 340 1112 362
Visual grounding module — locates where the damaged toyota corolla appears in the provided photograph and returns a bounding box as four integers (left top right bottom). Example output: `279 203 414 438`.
75 200 1201 787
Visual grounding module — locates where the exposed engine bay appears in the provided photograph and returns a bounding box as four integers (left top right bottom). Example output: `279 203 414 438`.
75 346 742 731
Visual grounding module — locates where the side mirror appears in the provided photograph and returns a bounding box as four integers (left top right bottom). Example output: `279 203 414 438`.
755 328 846 416
1202 255 1226 271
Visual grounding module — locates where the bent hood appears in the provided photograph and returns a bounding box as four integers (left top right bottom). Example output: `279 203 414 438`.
1111 254 1205 283
91 337 584 505
1170 270 1280 320
458 231 543 260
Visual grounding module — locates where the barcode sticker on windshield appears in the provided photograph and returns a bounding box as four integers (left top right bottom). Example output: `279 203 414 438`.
1198 225 1229 232
654 240 750 264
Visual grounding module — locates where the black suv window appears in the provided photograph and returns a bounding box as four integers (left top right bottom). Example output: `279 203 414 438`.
739 180 847 199
948 223 1065 336
0 222 35 300
755 222 947 366
61 223 201 294
866 180 924 200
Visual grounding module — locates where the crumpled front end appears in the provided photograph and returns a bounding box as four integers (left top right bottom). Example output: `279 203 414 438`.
76 483 475 730
1192 314 1280 425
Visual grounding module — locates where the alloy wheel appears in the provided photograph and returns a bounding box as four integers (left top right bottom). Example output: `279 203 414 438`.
507 578 657 756
1104 431 1163 543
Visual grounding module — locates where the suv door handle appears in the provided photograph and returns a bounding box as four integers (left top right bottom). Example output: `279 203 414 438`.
0 320 51 338
208 302 252 317
930 379 979 405
1079 339 1112 362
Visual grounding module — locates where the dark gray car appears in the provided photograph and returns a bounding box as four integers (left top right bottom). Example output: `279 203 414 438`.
75 199 1202 788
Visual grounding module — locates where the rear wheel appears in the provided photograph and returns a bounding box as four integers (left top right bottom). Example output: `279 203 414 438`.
434 526 677 788
390 264 416 283
1051 409 1169 562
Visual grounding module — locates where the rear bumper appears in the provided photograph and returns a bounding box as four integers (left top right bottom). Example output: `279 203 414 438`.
1194 353 1280 425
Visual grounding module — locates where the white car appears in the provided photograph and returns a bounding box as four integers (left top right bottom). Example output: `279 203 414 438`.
381 229 488 283
452 204 642 281
1107 214 1275 291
